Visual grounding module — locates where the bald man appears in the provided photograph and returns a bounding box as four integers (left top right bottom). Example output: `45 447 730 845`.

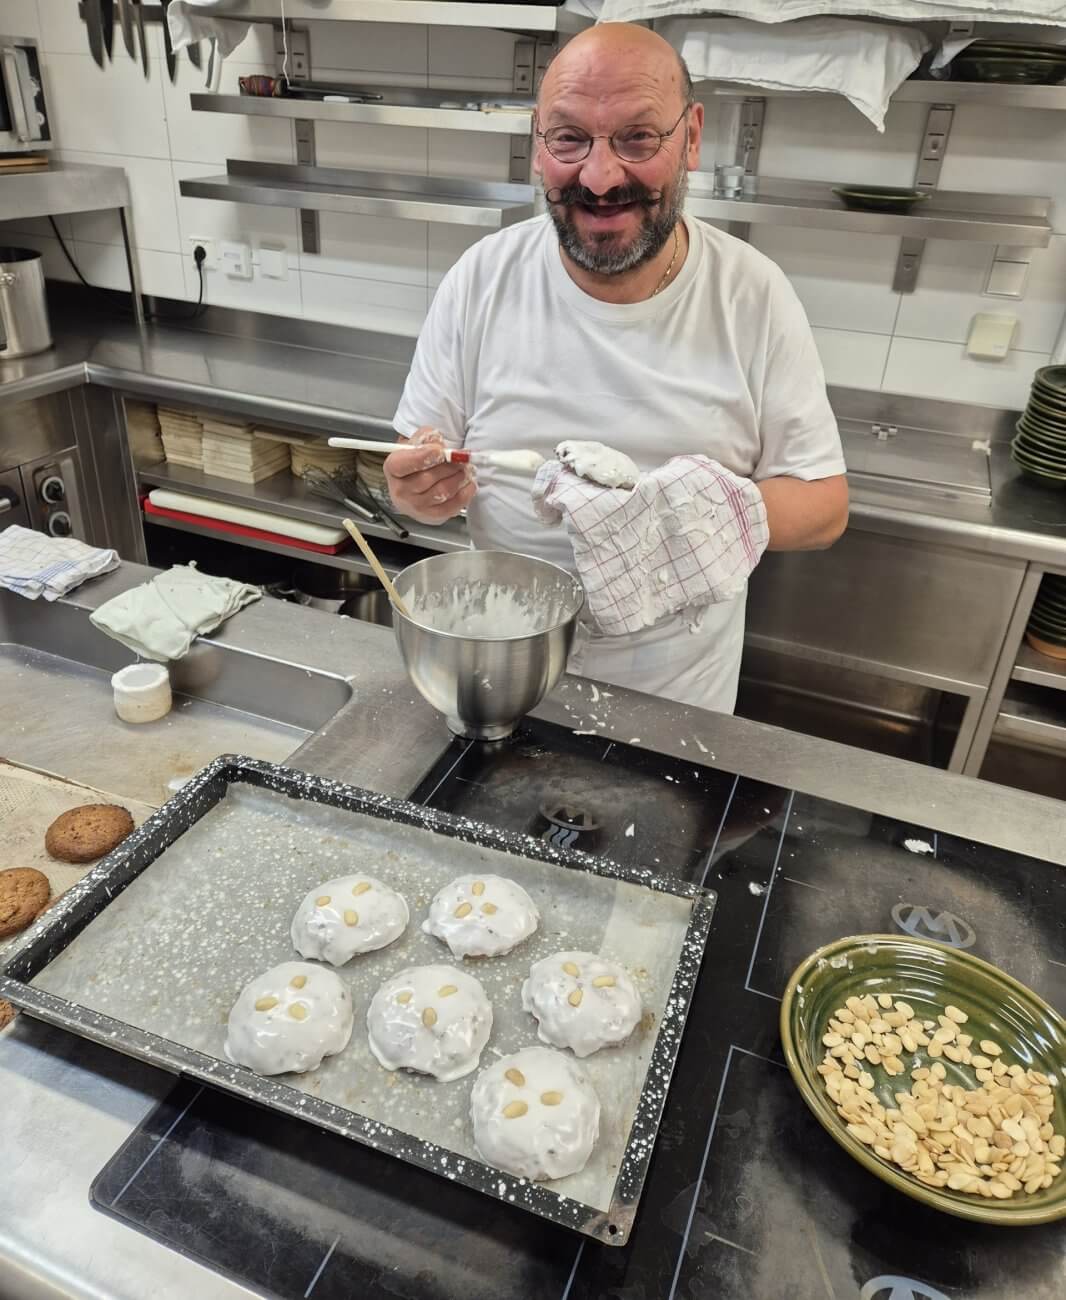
389 22 848 714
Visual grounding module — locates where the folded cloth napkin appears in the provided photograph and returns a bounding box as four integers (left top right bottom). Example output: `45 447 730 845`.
0 524 119 602
90 563 261 663
167 1 251 58
603 1 1066 26
656 16 929 131
532 455 769 637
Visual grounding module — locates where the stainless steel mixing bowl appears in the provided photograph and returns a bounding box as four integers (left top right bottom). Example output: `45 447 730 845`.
392 550 584 740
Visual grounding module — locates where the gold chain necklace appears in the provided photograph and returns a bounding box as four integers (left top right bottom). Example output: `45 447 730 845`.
651 226 680 298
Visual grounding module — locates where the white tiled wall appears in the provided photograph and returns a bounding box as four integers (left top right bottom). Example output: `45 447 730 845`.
3 4 1065 409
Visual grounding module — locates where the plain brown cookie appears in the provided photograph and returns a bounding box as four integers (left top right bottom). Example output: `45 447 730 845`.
0 868 51 939
0 999 15 1031
45 803 134 864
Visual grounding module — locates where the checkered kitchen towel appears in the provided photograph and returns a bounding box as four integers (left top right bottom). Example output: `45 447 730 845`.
532 455 769 636
0 524 119 601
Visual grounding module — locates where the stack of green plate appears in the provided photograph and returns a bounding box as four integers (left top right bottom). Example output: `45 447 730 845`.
954 40 1066 85
1012 366 1066 487
1027 573 1066 659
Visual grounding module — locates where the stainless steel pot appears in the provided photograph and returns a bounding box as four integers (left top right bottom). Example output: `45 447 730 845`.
341 589 393 626
0 247 52 360
392 550 584 741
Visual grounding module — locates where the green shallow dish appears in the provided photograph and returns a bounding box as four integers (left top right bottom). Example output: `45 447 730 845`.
1027 394 1066 424
954 56 1066 84
832 185 930 214
780 934 1066 1226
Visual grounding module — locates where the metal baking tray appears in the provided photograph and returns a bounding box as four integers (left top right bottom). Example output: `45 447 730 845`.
0 756 716 1245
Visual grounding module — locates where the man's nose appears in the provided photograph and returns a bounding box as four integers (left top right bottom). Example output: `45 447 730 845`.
577 136 628 196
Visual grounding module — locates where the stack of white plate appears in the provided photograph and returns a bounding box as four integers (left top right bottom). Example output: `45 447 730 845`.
157 408 204 469
202 418 291 484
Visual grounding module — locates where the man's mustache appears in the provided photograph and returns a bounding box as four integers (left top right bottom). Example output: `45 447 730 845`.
544 182 663 207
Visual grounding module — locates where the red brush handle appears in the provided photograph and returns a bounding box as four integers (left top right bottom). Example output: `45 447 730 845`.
445 449 472 464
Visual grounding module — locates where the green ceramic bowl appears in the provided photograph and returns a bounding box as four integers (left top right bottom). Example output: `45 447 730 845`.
1013 408 1066 434
1015 427 1066 457
1036 365 1066 397
1026 392 1066 422
780 934 1066 1226
1012 444 1066 485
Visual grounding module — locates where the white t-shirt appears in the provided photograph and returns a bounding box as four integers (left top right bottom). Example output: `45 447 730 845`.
394 213 845 714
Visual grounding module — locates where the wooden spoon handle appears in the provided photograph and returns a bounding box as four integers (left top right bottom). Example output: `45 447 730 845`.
341 518 412 618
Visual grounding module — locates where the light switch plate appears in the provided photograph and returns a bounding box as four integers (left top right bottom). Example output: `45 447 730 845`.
966 312 1017 360
258 243 288 280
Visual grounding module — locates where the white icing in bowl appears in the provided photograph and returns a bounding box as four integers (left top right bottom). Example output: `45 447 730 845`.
290 874 409 966
421 873 539 958
470 1045 601 1181
224 961 353 1076
521 950 642 1057
366 964 492 1082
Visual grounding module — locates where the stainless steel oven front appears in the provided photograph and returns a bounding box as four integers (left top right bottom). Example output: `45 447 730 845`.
0 35 51 154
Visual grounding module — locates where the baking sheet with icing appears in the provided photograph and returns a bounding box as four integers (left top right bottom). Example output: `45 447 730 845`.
30 784 693 1213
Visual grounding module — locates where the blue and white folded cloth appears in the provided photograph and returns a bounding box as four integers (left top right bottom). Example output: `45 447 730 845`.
0 524 119 602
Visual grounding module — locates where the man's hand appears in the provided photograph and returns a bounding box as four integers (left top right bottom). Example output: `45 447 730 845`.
384 427 477 525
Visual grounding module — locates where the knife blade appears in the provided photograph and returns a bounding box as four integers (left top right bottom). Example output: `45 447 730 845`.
85 0 105 68
160 0 176 83
118 0 135 60
131 0 149 77
188 38 202 69
101 0 114 60
205 37 215 89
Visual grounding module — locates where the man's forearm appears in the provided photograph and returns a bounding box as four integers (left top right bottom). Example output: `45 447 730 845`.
756 474 849 551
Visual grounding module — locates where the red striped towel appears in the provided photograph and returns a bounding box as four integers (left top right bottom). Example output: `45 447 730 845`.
532 455 769 636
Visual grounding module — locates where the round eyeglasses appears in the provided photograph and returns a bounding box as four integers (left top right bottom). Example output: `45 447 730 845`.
537 105 691 165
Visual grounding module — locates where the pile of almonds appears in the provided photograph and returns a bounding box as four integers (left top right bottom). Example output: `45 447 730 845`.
817 992 1064 1200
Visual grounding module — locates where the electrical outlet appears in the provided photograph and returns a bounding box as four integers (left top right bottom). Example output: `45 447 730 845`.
187 236 216 268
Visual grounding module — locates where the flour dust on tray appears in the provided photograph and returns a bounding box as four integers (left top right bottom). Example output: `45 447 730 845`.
290 874 409 966
522 951 643 1058
471 1045 601 1181
367 964 492 1082
405 578 575 639
225 961 353 1076
422 873 539 958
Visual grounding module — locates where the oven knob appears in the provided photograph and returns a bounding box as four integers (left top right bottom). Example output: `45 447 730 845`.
0 487 19 515
40 475 66 504
48 511 72 537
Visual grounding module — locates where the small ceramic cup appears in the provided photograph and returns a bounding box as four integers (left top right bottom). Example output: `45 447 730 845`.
112 662 172 724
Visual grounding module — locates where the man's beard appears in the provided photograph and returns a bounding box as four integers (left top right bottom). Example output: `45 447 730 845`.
544 159 688 276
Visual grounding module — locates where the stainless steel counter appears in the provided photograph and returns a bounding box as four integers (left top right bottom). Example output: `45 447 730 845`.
3 305 1066 566
2 567 1064 1300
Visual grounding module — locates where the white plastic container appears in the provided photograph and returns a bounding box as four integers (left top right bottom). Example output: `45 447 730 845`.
111 662 172 724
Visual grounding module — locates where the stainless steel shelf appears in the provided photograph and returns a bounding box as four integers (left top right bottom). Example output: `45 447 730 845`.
703 80 1066 112
171 1 592 32
994 684 1066 752
137 461 470 554
685 174 1052 247
1012 644 1066 692
143 509 428 578
894 80 1066 110
190 91 532 135
3 161 131 223
179 161 535 228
